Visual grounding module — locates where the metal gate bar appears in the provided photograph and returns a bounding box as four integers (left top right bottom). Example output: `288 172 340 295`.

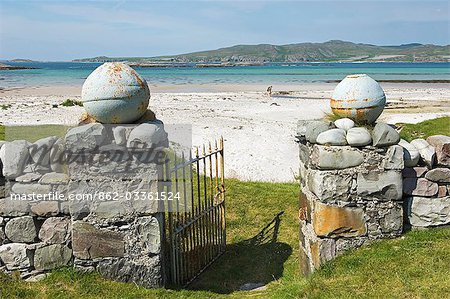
163 138 226 287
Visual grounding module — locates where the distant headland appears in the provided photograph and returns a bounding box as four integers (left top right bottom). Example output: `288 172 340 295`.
73 40 450 65
0 62 37 70
9 59 36 63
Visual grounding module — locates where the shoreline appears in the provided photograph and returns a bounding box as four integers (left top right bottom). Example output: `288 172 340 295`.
326 79 450 83
2 81 450 95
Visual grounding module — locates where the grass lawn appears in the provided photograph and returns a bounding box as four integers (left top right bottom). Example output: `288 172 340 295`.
1 179 450 298
398 116 450 142
0 125 71 142
0 125 4 141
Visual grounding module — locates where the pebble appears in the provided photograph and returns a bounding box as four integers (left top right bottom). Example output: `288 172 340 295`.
334 118 355 131
316 128 347 146
346 127 371 146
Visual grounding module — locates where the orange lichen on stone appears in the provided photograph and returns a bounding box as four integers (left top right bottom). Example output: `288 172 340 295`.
312 201 367 237
137 110 156 122
78 112 98 125
137 101 148 114
111 115 121 124
309 241 320 268
299 191 312 222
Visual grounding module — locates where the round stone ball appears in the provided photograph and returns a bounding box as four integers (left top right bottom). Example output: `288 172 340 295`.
330 74 386 124
81 62 150 123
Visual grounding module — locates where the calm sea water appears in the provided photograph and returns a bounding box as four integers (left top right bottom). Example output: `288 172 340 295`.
1 62 449 88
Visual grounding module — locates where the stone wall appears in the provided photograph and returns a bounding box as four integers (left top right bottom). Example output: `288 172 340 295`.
402 136 450 228
297 119 450 275
0 135 73 281
0 121 168 287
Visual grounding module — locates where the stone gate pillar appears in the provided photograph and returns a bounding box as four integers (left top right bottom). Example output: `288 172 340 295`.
66 122 169 288
297 120 404 275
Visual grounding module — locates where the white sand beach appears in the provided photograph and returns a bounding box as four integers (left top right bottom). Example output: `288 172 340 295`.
1 83 449 182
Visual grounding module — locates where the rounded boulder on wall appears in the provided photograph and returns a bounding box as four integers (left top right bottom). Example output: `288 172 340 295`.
81 62 150 124
330 74 386 124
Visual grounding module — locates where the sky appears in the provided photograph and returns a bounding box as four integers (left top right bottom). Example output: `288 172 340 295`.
0 0 449 61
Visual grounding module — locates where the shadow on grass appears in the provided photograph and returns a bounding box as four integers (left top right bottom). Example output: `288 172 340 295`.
189 211 292 294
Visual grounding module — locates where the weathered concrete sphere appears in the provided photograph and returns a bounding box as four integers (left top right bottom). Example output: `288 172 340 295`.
330 74 386 124
82 62 150 123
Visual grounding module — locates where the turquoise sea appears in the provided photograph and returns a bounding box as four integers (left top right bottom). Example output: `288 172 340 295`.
1 62 449 88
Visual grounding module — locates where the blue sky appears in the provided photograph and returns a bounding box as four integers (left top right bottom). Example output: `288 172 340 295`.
0 0 448 61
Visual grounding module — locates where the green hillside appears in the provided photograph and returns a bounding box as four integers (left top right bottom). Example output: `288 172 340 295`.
74 40 450 63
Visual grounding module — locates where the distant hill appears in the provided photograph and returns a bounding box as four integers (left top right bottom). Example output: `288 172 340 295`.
8 59 37 63
74 40 450 64
0 63 37 70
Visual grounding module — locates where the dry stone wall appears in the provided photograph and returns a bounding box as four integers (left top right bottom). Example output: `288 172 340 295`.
0 121 168 287
297 119 450 275
402 135 450 228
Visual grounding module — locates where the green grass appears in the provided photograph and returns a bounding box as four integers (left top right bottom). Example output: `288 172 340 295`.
0 125 4 141
0 125 71 142
322 112 373 128
274 227 450 299
1 104 12 110
189 179 300 294
323 112 342 123
1 179 450 298
60 99 83 107
398 116 450 142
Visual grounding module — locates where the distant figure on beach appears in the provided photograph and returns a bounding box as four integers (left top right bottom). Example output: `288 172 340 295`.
266 86 272 97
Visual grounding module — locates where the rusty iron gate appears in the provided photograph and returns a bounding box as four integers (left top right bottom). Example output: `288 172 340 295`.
162 138 226 287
